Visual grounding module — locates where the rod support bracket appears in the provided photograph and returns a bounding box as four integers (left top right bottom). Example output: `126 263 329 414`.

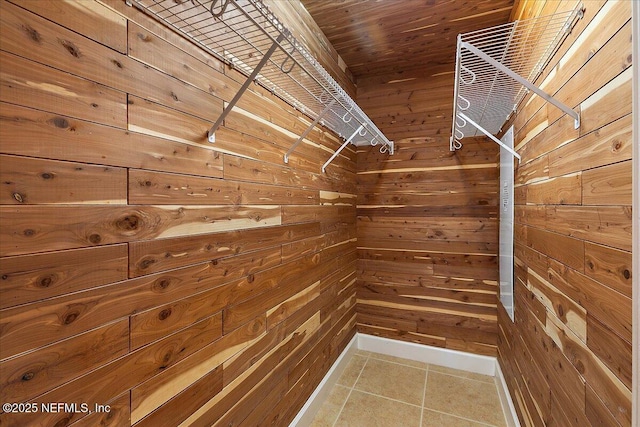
284 99 336 164
322 124 364 173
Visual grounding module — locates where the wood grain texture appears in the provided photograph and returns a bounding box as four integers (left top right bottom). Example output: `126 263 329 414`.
581 160 632 206
69 392 130 427
301 0 513 78
0 1 632 427
0 50 126 128
0 314 223 427
0 319 129 403
584 241 632 298
1 154 127 205
356 136 499 355
0 246 284 360
0 103 224 178
264 0 355 95
0 1 359 426
0 204 281 256
10 0 128 53
548 114 632 177
0 0 224 122
129 169 318 206
498 3 633 426
128 222 316 277
130 316 266 423
0 245 128 309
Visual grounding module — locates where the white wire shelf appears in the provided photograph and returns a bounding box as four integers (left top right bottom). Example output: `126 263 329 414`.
450 5 584 159
129 0 393 172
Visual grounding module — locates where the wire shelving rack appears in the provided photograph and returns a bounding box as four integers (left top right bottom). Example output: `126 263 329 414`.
129 0 394 172
450 5 584 159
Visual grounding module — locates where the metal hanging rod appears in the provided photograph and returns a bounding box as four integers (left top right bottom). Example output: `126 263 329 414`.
450 4 584 157
129 0 393 172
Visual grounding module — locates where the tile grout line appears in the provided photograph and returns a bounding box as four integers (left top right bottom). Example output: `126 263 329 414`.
419 365 429 427
313 350 506 427
350 355 428 410
422 407 499 427
429 370 495 385
330 353 370 427
367 355 430 371
348 389 424 409
422 370 506 427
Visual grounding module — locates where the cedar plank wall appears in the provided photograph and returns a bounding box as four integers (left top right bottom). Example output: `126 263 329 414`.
0 0 358 426
497 1 633 426
356 135 500 355
355 41 501 352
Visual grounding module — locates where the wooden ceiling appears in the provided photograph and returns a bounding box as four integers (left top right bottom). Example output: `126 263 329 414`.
300 0 515 80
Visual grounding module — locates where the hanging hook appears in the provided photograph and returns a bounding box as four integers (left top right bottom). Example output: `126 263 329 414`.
454 127 465 141
209 0 230 18
452 138 463 150
342 105 354 123
379 144 389 154
459 65 476 85
319 91 330 105
457 95 471 111
370 138 378 146
358 127 367 137
456 115 467 129
280 44 296 74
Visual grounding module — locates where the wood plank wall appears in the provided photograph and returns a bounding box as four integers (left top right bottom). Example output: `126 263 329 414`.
497 1 633 426
0 0 359 425
355 133 500 355
353 12 502 356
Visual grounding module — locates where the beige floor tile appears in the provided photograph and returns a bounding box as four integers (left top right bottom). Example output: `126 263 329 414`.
424 372 506 427
336 354 368 387
334 390 421 427
310 385 351 427
368 353 429 369
422 409 492 426
429 365 494 383
354 358 426 406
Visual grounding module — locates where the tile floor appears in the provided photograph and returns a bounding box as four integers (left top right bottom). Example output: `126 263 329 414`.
309 350 507 427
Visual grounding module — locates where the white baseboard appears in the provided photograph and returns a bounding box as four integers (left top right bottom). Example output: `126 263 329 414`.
290 333 520 427
357 334 496 376
289 334 358 427
495 359 521 427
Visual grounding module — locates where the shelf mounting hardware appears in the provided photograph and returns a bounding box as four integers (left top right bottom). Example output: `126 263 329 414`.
322 124 363 173
450 5 584 157
458 112 520 160
130 0 393 172
208 34 284 143
285 99 336 163
461 42 580 130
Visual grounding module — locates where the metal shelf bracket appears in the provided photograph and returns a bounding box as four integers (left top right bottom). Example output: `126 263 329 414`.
208 34 284 143
131 0 393 172
450 5 584 157
322 124 363 173
285 99 335 163
458 112 521 160
461 41 580 131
